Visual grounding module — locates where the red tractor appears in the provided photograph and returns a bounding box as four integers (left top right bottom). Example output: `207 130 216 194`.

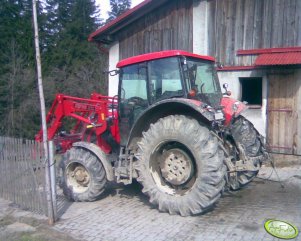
36 50 267 216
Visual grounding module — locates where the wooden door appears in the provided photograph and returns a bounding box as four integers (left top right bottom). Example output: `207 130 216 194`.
267 73 298 154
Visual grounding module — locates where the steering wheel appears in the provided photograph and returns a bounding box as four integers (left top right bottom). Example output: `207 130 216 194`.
200 83 205 93
127 96 146 106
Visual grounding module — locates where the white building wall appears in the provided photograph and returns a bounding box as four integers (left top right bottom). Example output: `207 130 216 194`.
296 69 301 154
108 42 120 97
193 0 208 55
218 70 268 137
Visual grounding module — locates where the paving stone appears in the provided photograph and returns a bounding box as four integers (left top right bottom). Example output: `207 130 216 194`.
3 166 300 241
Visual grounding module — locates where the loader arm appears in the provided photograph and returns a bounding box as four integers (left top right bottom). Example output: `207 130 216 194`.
35 93 119 153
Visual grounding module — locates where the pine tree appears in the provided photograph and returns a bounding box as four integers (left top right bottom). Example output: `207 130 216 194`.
43 0 107 100
0 0 45 137
0 0 108 138
107 0 131 22
44 0 102 67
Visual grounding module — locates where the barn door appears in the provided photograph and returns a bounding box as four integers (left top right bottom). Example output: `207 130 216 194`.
267 73 297 154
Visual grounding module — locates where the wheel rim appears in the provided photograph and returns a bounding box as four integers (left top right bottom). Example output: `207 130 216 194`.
66 162 90 193
160 148 193 185
150 141 196 196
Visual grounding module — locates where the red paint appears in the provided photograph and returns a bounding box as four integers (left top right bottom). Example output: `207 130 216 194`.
220 97 248 126
255 52 301 66
35 93 120 154
116 50 215 68
237 46 301 55
188 89 197 97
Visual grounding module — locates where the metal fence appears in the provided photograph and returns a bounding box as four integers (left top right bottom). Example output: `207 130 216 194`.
0 136 47 215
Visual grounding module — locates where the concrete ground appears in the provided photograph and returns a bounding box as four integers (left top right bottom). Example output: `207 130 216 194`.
0 164 300 241
0 200 76 241
54 164 301 241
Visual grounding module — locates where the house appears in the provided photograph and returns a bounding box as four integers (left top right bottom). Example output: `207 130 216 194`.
89 0 301 155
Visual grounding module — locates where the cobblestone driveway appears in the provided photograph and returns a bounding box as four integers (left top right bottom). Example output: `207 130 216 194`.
55 166 301 241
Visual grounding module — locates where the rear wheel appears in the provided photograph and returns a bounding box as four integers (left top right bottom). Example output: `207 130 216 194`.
230 116 264 189
59 147 107 201
136 115 226 216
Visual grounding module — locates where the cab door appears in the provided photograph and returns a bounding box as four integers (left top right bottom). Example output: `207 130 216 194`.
118 63 149 146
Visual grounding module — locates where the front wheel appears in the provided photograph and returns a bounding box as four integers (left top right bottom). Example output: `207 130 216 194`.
136 115 226 216
59 146 107 201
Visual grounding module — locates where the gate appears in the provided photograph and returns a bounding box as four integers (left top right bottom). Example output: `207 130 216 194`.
0 136 47 215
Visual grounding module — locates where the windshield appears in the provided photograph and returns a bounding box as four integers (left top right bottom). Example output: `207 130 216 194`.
184 58 222 107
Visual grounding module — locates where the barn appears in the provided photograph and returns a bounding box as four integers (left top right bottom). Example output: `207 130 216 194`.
89 0 301 155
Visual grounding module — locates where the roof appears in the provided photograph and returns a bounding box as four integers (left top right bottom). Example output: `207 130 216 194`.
237 47 301 66
116 50 215 68
237 46 301 55
255 52 301 66
88 0 168 43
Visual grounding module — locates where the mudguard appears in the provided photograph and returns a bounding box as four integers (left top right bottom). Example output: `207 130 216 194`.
126 98 216 147
73 141 114 181
221 97 248 126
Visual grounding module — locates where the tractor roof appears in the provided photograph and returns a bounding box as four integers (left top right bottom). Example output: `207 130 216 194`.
116 50 215 68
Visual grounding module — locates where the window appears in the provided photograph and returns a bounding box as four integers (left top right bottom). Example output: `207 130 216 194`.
240 77 262 107
148 57 183 102
119 63 148 127
186 60 219 94
121 64 147 100
184 58 222 107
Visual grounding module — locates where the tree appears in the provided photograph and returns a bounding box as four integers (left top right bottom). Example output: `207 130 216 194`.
43 0 107 98
43 0 103 67
0 0 108 139
107 0 131 22
0 0 44 137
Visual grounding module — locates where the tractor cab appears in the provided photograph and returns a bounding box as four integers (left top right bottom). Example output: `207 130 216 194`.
117 50 223 144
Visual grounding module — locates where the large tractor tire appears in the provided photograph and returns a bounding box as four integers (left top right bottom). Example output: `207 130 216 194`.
59 146 107 201
230 116 265 189
136 115 226 216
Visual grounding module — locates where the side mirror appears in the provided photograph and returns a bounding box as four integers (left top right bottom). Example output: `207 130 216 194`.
103 69 119 76
216 62 223 69
222 83 231 96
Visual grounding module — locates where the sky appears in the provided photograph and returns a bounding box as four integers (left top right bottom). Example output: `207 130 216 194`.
96 0 144 20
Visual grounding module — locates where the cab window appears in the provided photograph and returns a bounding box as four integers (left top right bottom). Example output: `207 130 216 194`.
121 64 148 100
186 60 219 94
148 57 183 102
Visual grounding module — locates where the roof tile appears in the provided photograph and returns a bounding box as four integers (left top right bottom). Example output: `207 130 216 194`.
255 52 301 66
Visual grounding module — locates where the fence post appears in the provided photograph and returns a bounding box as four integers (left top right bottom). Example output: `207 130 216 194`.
48 141 57 221
32 0 54 225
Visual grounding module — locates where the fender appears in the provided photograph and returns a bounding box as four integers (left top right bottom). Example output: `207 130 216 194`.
126 98 216 147
73 141 114 181
221 97 248 126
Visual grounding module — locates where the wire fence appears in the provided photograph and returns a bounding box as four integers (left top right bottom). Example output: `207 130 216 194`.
0 136 48 215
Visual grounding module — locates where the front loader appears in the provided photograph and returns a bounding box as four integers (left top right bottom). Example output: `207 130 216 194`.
36 50 268 216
